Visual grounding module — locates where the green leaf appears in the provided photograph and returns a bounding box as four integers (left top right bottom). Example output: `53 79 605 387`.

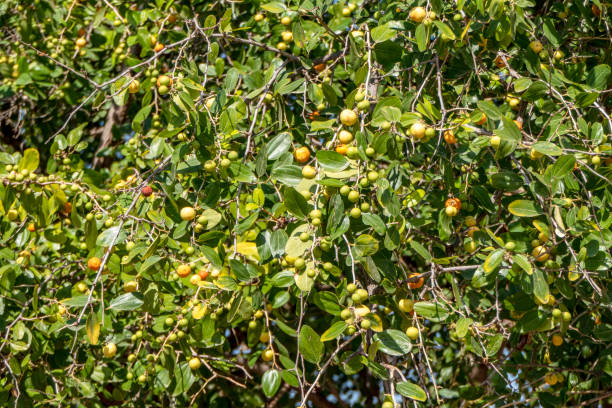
374 329 413 356
371 23 395 42
262 369 281 398
261 2 286 13
415 24 427 52
532 268 550 304
433 21 455 40
397 381 427 401
587 64 611 90
532 141 563 156
542 18 561 47
522 82 548 101
172 362 196 396
489 172 523 192
409 240 432 263
271 165 303 186
97 226 127 247
483 249 505 274
413 301 449 322
316 150 348 172
513 254 532 275
313 291 341 315
477 100 502 120
354 234 379 257
108 293 144 311
321 321 348 342
550 155 576 179
455 317 473 338
283 187 310 219
299 325 323 364
508 200 542 217
267 132 292 160
486 334 504 357
362 213 386 235
19 148 39 172
86 311 100 345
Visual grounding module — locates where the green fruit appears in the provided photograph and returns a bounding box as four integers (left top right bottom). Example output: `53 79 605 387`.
340 185 351 196
360 202 370 212
562 311 571 322
360 319 371 329
347 190 359 203
347 283 357 293
350 207 361 218
299 232 310 242
552 308 561 318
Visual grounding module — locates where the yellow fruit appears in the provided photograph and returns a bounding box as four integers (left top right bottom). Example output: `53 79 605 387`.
340 109 358 126
102 342 117 358
465 216 477 227
552 334 563 346
128 80 140 94
405 326 419 340
189 274 201 285
530 148 543 160
408 273 424 289
180 206 196 221
189 357 201 370
262 348 274 361
532 245 549 262
75 37 87 48
281 31 293 42
259 332 270 343
124 281 138 292
192 304 208 319
277 41 287 51
445 206 458 217
544 372 558 386
338 129 354 144
398 299 414 313
294 146 310 163
254 13 264 22
410 122 426 139
177 264 191 278
302 165 317 179
280 16 291 25
409 7 427 23
529 41 543 53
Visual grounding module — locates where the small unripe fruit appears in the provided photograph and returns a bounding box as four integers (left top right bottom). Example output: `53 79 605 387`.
340 109 358 126
405 326 419 340
189 357 201 370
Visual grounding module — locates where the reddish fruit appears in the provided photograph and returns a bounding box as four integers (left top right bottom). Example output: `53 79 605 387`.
445 197 462 210
177 264 191 278
408 273 424 289
198 269 209 280
27 223 36 232
314 63 326 72
142 186 153 197
88 257 102 271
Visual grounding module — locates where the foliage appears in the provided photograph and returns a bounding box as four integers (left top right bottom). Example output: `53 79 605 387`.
0 0 611 407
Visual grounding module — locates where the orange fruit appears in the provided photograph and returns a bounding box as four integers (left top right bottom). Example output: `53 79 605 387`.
154 42 165 52
88 257 102 271
513 120 522 130
62 202 72 215
294 146 310 163
494 56 506 68
592 4 601 16
27 223 36 232
335 144 349 155
177 264 191 277
314 63 326 72
443 130 456 144
475 113 487 126
552 334 563 346
445 197 462 210
408 273 424 289
198 269 209 280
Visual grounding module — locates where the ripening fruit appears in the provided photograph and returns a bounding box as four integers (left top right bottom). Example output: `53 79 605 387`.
102 342 117 358
408 273 424 289
27 223 36 232
281 31 293 42
302 165 317 179
294 146 310 163
409 7 427 23
340 109 358 126
280 16 291 25
75 37 87 48
258 331 271 343
128 80 140 94
445 206 458 217
382 401 394 408
262 348 274 361
177 264 191 278
189 357 201 370
254 13 264 22
180 206 196 221
410 122 426 139
338 129 354 144
141 185 153 197
405 326 419 340
529 41 543 54
336 144 349 155
544 372 558 386
124 281 138 292
474 113 487 126
88 257 102 271
562 311 571 322
342 7 351 16
443 130 456 144
154 42 165 52
445 197 462 210
398 299 413 313
532 245 549 262
551 334 563 346
277 41 287 51
465 216 477 227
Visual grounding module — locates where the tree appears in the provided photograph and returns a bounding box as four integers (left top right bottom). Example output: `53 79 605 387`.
0 0 611 406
